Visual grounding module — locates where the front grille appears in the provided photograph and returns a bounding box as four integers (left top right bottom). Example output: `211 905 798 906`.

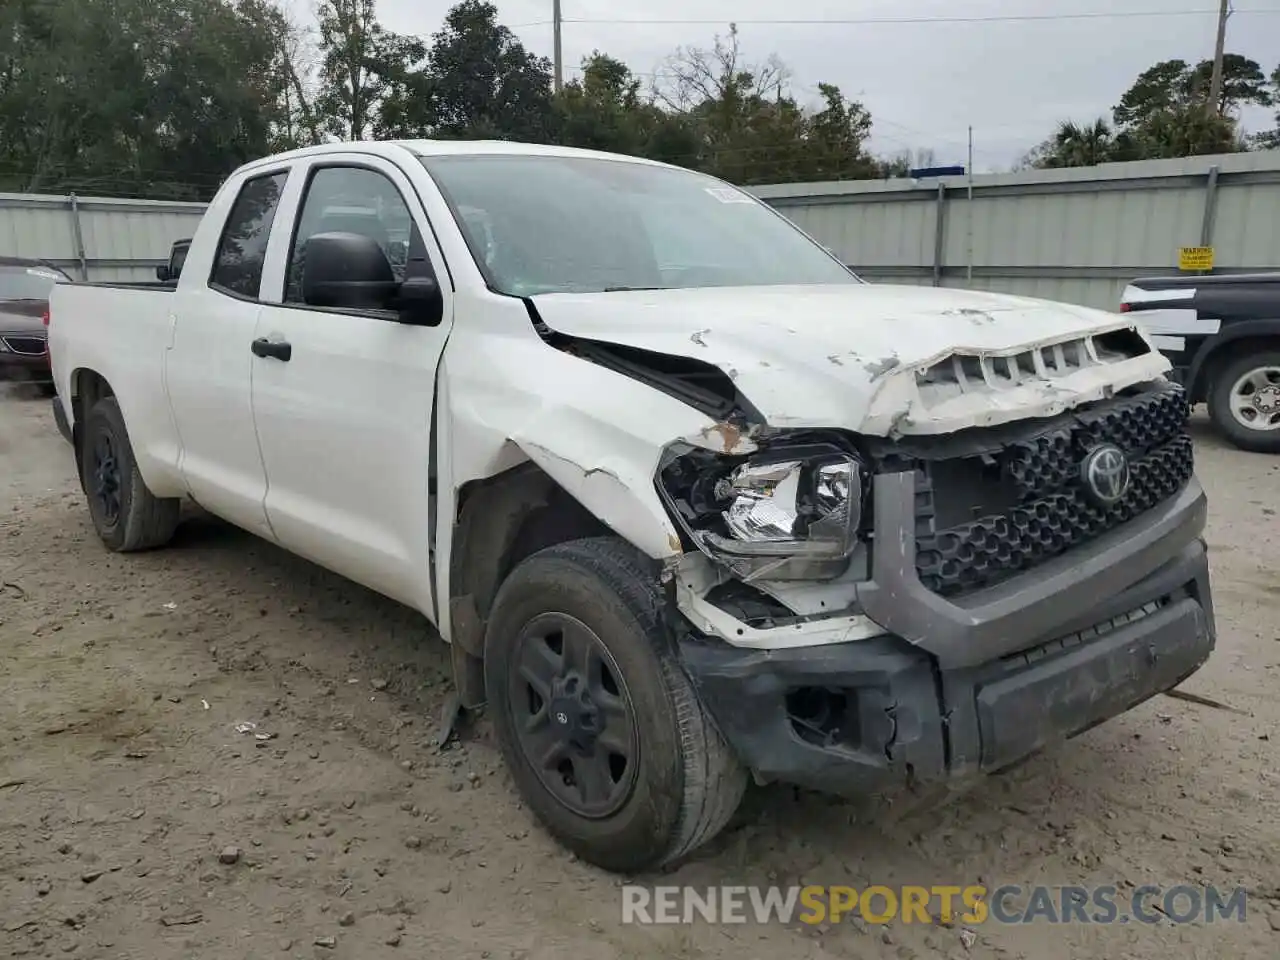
908 383 1192 597
1 334 46 356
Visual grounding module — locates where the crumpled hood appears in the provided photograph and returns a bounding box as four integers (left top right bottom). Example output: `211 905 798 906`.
530 284 1169 436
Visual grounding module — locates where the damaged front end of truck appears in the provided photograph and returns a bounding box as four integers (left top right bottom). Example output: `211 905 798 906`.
510 288 1214 797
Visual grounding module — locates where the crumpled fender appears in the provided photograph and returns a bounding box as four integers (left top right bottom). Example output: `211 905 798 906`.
510 428 684 560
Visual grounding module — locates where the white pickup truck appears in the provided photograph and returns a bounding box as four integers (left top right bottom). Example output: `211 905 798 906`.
48 140 1216 873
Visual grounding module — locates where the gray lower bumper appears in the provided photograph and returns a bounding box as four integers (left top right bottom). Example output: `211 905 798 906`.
681 539 1214 796
856 473 1209 669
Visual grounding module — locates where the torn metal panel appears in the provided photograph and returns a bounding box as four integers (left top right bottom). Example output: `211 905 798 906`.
530 285 1172 436
513 438 681 560
674 552 887 650
862 346 1171 436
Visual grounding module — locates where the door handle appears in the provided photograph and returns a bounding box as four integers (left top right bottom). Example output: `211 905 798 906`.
251 338 292 361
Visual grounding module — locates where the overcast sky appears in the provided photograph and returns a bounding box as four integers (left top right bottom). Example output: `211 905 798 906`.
293 0 1280 172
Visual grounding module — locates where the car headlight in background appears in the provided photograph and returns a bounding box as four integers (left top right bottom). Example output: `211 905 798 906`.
658 439 868 582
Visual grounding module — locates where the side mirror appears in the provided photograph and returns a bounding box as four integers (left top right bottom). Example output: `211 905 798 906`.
302 232 398 310
155 264 170 282
392 275 444 326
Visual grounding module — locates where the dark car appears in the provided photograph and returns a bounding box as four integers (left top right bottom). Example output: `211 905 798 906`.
0 257 73 395
1121 273 1280 453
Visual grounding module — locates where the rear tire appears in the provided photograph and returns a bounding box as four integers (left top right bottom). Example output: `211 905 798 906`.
1206 349 1280 453
80 396 181 551
484 537 746 873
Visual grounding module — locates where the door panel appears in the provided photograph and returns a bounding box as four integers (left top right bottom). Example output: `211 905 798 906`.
166 170 290 537
250 160 453 613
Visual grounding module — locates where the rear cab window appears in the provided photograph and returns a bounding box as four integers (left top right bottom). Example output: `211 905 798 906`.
208 172 290 299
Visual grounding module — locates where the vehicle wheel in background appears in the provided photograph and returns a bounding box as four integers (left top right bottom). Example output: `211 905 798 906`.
80 396 181 551
484 536 746 873
1207 349 1280 454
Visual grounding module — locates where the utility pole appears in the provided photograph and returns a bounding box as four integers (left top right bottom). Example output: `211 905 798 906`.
1206 0 1231 116
966 126 974 286
552 0 563 93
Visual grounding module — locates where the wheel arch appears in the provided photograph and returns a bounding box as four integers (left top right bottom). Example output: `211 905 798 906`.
446 459 623 708
1187 320 1280 404
67 368 116 480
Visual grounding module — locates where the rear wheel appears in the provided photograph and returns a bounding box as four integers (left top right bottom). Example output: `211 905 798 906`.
1207 349 1280 453
484 537 746 873
80 396 181 551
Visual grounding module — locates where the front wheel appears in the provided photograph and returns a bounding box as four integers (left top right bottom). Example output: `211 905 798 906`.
484 537 746 873
1206 350 1280 453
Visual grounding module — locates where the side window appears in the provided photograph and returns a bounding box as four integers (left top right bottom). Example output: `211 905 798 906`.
286 166 420 305
209 172 288 299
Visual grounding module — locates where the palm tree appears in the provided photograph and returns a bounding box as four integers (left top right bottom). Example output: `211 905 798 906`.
1048 118 1116 167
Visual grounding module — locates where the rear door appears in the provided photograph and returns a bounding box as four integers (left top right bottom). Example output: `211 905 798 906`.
249 154 455 611
165 169 291 538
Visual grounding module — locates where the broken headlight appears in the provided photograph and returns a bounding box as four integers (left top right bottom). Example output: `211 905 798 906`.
659 441 867 581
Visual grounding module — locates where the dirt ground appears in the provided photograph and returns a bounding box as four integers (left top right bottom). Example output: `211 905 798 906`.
1 382 1277 960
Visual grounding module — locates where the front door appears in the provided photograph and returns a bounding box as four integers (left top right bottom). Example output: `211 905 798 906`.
249 157 454 612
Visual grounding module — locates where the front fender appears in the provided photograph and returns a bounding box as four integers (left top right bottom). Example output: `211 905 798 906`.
511 432 683 560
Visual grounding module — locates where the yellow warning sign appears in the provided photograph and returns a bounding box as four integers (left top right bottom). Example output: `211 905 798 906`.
1178 246 1214 271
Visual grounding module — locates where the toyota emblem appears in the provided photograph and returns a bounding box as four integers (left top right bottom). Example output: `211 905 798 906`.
1080 443 1131 507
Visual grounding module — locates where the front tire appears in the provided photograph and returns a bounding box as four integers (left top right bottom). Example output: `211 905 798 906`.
80 396 181 551
484 537 746 873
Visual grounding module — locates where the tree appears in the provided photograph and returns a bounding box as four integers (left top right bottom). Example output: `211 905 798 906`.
417 0 554 141
646 25 876 184
249 0 324 150
1251 64 1280 149
552 53 690 158
1114 55 1270 126
1104 54 1266 161
1113 60 1192 128
314 0 423 140
1185 54 1272 118
1026 119 1118 169
0 0 303 199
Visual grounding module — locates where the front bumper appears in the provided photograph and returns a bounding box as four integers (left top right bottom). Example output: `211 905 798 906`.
680 539 1214 796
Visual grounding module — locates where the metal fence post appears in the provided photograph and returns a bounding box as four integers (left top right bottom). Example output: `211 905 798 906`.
932 182 947 286
1198 165 1220 276
68 193 89 281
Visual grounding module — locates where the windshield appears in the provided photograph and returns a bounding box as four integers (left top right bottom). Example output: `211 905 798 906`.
418 154 859 297
0 263 68 300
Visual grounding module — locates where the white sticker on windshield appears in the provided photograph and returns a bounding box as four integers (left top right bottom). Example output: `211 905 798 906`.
704 187 754 204
26 268 60 280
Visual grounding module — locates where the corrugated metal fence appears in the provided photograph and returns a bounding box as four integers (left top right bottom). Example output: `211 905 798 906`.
0 192 206 282
751 150 1280 310
2 149 1279 304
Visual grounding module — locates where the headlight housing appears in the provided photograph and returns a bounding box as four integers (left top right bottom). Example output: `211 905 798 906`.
658 439 868 582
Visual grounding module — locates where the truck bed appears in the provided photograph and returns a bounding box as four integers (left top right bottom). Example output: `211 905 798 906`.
1127 271 1280 291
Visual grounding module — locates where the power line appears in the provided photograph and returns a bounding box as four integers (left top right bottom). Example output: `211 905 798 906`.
560 8 1280 27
